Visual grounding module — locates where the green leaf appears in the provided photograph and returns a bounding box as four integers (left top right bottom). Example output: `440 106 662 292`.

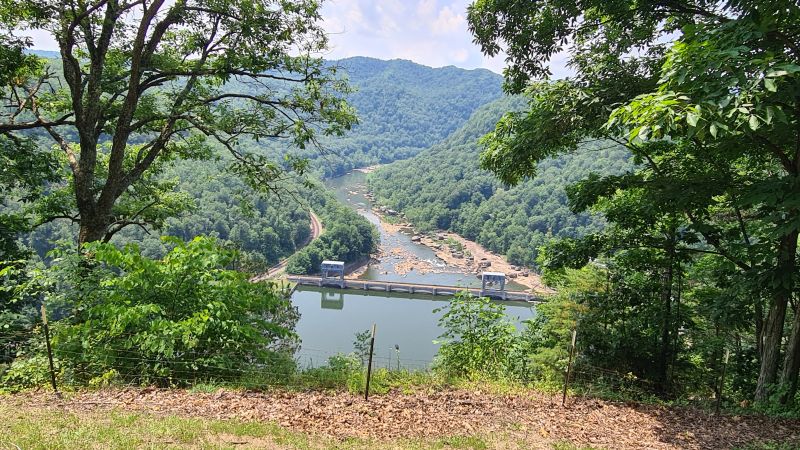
686 112 700 127
765 106 774 124
764 78 777 92
773 106 788 124
748 115 760 131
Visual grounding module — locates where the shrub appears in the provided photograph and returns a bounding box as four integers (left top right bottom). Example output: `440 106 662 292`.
48 236 299 386
1 353 54 391
433 293 518 379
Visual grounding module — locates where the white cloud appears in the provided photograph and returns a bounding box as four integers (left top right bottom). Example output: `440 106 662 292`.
27 29 58 51
451 48 469 63
24 0 571 78
345 5 366 28
431 6 464 35
416 0 436 17
480 53 506 74
321 0 500 71
319 0 573 78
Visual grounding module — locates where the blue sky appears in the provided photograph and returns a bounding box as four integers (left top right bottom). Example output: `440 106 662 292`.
320 0 505 72
26 0 571 76
321 0 570 76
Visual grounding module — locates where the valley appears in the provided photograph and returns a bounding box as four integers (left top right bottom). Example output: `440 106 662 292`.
4 1 800 443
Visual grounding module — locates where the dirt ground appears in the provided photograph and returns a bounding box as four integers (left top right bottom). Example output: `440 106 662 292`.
5 388 798 449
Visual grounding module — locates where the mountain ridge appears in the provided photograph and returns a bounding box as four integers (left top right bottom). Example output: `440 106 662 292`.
368 96 633 267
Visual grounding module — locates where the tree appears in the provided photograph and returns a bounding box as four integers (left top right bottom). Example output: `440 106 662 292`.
41 236 299 385
0 0 356 245
468 0 800 402
0 33 57 255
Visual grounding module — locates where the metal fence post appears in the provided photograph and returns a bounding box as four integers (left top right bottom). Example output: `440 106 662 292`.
40 304 59 395
716 348 730 415
364 323 376 401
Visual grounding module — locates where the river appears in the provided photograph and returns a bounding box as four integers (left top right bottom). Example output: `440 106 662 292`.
290 170 536 367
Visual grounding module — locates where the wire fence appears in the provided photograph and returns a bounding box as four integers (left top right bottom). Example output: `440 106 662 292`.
1 326 668 403
0 327 438 393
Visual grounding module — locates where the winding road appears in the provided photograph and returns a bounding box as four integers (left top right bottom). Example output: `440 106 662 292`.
251 210 322 282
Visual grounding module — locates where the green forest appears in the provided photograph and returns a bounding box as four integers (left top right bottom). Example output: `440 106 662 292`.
2 1 800 446
368 97 632 267
11 54 500 271
304 57 504 177
233 56 505 178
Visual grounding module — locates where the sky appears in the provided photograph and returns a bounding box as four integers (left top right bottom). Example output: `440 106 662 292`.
26 0 571 77
321 0 571 76
320 0 505 72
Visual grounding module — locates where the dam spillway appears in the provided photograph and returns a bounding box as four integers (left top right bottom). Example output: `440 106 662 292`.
286 275 541 303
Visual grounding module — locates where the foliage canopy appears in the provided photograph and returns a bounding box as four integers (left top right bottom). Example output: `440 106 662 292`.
0 0 356 244
468 0 800 403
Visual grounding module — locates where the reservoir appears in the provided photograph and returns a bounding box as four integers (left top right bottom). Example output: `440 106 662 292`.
290 170 537 367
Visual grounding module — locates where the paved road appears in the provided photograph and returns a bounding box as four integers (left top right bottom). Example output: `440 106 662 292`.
251 210 322 282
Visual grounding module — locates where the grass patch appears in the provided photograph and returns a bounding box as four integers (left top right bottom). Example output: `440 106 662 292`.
733 443 800 450
189 382 224 394
435 436 488 449
381 213 402 225
0 402 511 450
443 237 464 253
0 403 341 449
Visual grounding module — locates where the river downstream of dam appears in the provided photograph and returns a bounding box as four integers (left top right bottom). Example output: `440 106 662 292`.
289 170 536 367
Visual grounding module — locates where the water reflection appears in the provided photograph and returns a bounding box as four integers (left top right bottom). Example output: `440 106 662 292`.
320 291 344 310
292 286 535 367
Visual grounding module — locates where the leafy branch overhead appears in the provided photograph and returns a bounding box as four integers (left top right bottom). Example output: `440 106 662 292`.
468 0 800 403
0 0 357 244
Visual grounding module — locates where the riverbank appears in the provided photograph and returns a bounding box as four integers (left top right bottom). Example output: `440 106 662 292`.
326 168 551 294
353 164 382 174
369 208 552 294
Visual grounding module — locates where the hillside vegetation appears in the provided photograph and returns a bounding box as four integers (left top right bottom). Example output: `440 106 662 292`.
20 57 502 268
368 97 632 267
239 57 504 178
312 57 503 176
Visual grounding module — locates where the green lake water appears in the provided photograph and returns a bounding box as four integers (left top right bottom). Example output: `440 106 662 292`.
290 170 536 367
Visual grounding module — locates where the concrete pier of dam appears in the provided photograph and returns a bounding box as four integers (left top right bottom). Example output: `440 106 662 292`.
286 275 541 303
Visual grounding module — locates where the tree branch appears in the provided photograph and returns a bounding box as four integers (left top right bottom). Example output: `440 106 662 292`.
753 134 794 173
34 214 80 228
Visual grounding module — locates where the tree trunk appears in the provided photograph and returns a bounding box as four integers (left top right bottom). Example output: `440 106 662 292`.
755 296 764 365
658 250 674 393
780 302 800 404
77 213 110 246
755 230 798 402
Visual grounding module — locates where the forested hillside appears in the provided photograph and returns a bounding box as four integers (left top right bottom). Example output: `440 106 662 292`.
368 97 632 267
26 159 317 271
281 57 504 177
19 57 502 268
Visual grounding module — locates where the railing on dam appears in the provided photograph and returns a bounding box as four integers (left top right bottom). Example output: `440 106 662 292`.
285 276 541 303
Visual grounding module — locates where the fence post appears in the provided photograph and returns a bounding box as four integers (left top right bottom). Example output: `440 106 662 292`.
716 348 730 416
562 328 577 406
40 304 59 396
364 323 376 401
